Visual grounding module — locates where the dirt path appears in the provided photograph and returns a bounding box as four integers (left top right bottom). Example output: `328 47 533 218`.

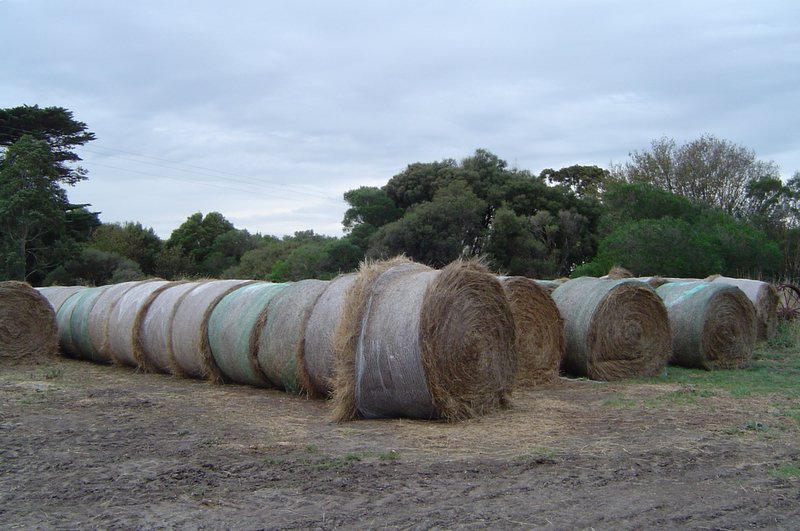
2 358 799 529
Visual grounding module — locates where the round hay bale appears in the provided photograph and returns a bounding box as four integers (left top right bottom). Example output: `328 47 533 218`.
138 281 206 374
60 285 114 362
106 280 172 369
498 276 564 386
303 273 357 398
86 281 148 363
36 286 87 315
258 279 329 394
53 287 96 358
333 258 517 422
656 281 756 369
208 282 288 387
333 257 426 420
708 276 778 341
0 281 59 361
171 279 256 381
552 277 671 381
603 266 634 280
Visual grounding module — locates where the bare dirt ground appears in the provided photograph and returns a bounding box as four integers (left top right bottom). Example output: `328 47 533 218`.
2 357 799 530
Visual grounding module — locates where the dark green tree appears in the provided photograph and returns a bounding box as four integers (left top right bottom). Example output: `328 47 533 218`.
90 222 163 276
0 105 96 185
541 165 612 199
165 211 236 275
0 136 71 281
368 180 487 267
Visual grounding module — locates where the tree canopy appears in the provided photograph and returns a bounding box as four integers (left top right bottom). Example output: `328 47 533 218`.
0 105 96 185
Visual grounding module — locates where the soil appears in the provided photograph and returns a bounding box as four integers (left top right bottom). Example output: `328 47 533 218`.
2 357 799 530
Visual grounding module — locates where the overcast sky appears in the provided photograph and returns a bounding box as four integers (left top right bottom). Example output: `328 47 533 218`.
2 1 799 239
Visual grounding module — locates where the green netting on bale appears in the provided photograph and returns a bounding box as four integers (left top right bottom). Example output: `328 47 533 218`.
552 277 671 381
36 286 87 315
55 288 86 358
170 279 256 381
208 281 288 387
258 279 328 395
139 281 205 374
63 286 112 362
657 281 756 369
106 280 171 369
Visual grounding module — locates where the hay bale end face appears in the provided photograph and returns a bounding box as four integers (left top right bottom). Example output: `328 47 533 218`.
171 279 257 382
303 273 357 398
258 278 328 394
208 282 288 387
708 276 778 341
498 276 564 387
0 281 59 362
333 258 517 422
552 277 671 381
657 281 757 369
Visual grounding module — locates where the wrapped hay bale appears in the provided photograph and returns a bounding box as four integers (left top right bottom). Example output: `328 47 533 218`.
208 282 288 387
0 281 59 361
708 276 778 341
57 285 113 361
138 281 207 374
498 276 564 386
106 280 173 369
552 277 671 381
602 266 634 280
87 281 146 363
171 279 256 381
657 281 756 369
258 279 328 394
636 277 669 289
303 273 357 397
36 286 87 314
333 258 516 422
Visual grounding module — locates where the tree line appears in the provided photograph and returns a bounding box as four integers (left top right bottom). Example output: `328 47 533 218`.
2 104 799 287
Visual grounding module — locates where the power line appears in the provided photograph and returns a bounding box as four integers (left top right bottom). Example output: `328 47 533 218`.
0 122 344 202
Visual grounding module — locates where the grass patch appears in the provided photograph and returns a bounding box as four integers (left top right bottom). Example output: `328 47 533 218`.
39 367 62 380
515 446 556 461
378 450 400 461
644 321 800 399
771 464 800 479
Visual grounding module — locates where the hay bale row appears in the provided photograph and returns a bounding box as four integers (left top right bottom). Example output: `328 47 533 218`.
552 277 672 381
332 258 517 421
656 281 756 369
0 281 59 361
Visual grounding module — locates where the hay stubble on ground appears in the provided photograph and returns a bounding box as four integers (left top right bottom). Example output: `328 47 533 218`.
2 357 799 529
